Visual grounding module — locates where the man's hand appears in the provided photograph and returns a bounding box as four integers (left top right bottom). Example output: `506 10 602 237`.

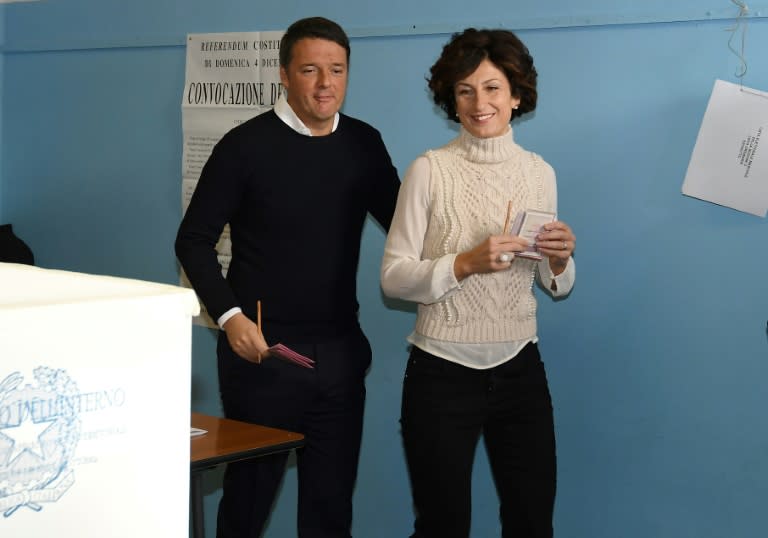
222 312 269 363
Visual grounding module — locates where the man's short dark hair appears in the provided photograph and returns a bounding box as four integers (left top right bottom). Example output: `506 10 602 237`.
279 17 351 68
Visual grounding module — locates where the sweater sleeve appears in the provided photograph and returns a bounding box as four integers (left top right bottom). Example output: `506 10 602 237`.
174 133 246 320
380 156 461 304
366 129 401 232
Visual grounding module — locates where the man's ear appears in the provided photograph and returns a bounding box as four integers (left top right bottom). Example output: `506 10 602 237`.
279 66 289 89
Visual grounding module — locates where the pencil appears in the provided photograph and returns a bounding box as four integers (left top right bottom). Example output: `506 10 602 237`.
257 300 262 336
502 200 513 234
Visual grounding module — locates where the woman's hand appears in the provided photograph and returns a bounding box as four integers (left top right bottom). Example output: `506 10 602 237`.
222 312 270 363
454 234 530 281
534 220 576 275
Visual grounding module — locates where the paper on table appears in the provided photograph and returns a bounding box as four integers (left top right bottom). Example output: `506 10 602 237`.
190 428 208 437
682 79 768 217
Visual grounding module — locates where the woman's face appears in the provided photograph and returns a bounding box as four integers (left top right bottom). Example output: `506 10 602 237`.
454 58 520 139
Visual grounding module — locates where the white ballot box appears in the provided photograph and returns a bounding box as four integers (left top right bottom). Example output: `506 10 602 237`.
0 263 200 537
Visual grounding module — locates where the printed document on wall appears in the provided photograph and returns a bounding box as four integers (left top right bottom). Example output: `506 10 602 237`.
682 79 768 217
180 31 284 326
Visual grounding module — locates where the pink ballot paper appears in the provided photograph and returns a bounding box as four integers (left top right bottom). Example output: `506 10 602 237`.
268 343 315 369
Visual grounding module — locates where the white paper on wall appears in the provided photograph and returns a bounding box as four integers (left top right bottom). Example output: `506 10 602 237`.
682 79 768 217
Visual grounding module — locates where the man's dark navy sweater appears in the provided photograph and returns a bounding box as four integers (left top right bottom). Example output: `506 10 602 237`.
175 110 400 342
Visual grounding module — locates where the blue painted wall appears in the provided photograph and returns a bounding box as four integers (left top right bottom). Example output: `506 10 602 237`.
2 2 768 537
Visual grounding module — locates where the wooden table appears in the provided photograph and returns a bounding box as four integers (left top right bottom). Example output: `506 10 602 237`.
190 412 304 538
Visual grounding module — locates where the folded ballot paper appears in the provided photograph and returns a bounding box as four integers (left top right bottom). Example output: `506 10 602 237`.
508 209 556 260
268 343 315 369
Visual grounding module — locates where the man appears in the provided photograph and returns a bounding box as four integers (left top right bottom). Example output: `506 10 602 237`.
175 17 400 538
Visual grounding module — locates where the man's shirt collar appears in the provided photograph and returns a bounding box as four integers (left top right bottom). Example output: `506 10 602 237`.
274 93 339 136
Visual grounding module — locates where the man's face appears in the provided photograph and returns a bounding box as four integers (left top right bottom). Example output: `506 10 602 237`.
280 38 348 136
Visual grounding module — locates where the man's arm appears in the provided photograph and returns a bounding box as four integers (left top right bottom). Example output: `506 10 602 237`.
366 130 401 231
174 134 244 321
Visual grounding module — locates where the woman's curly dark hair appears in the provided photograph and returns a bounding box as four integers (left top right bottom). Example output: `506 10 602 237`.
428 28 537 122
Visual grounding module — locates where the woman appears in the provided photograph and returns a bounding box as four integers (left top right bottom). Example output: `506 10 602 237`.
380 28 576 538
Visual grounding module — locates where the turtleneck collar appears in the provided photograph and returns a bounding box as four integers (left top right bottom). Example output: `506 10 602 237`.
454 126 519 164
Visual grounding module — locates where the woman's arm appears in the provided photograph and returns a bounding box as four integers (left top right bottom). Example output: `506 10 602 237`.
380 157 461 304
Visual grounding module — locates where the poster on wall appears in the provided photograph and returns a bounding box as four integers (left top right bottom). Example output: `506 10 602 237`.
180 30 284 327
682 79 768 217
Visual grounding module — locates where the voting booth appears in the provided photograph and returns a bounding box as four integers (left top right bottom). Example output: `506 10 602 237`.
0 263 199 537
